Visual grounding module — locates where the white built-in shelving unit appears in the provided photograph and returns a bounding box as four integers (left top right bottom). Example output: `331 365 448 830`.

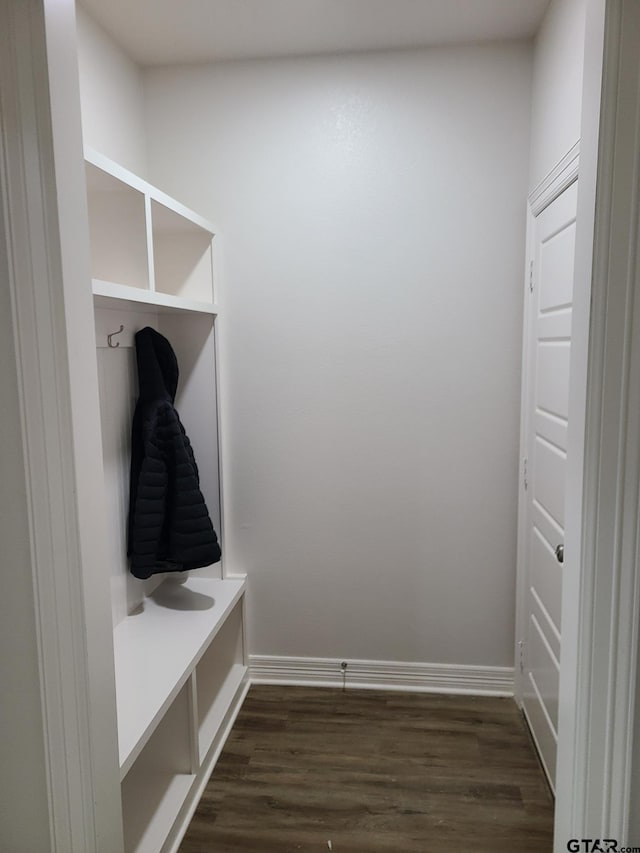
85 148 248 853
85 147 218 314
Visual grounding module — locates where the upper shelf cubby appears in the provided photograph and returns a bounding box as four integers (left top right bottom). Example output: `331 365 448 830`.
151 200 214 303
84 148 218 314
85 161 149 291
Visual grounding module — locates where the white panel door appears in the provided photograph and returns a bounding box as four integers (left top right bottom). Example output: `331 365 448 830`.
521 180 578 791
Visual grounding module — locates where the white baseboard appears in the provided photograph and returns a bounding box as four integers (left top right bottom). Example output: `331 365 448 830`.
250 655 514 696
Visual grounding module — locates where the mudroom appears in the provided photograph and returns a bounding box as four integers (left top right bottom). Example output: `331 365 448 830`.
2 1 640 852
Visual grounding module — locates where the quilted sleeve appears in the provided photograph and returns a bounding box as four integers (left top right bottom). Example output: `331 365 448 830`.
129 411 169 580
168 417 222 569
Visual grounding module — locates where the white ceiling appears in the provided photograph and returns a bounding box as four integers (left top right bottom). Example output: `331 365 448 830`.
80 0 551 66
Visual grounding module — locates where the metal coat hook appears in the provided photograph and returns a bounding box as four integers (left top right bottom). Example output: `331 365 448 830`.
107 325 124 348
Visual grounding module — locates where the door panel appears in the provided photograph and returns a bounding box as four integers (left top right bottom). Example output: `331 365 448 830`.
535 410 568 453
539 224 576 311
529 614 560 729
521 179 577 791
531 527 562 632
533 437 567 528
536 342 571 419
531 499 563 567
530 578 562 665
524 684 558 777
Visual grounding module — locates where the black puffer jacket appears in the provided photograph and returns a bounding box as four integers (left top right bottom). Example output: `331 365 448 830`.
127 327 221 579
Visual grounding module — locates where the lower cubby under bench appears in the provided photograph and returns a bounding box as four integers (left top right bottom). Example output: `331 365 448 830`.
113 576 248 853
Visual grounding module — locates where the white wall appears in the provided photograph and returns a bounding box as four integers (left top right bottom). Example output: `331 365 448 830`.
75 4 148 177
529 0 587 189
144 45 532 667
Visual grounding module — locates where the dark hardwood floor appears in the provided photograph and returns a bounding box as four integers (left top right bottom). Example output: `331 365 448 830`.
179 685 553 852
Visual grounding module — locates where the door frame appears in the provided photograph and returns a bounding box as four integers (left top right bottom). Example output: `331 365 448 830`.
0 1 123 850
554 0 640 847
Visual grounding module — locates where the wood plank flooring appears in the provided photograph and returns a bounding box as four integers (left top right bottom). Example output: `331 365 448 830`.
179 685 553 853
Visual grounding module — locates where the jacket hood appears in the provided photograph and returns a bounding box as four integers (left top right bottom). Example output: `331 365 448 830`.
135 327 179 402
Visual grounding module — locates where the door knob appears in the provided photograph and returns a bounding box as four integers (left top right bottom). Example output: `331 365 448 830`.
555 544 564 564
